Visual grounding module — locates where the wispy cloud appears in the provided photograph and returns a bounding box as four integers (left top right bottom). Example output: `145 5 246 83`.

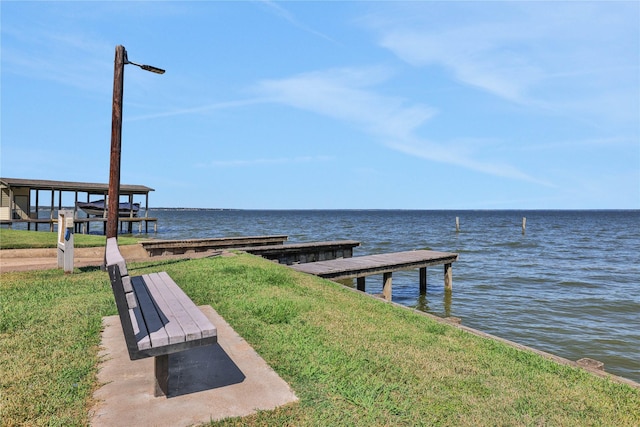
126 98 271 122
256 66 436 138
197 155 333 168
258 0 337 43
373 2 639 125
387 138 553 187
2 29 112 91
253 66 544 184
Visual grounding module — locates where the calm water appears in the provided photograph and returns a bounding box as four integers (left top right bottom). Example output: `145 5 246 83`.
105 209 640 382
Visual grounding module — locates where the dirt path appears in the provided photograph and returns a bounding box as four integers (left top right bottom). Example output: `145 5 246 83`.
0 244 150 272
0 244 227 273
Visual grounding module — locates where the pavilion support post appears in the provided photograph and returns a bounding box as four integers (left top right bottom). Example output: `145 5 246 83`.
50 189 55 232
74 192 78 211
382 272 392 301
144 193 149 233
419 267 427 293
9 188 15 226
33 190 39 231
127 194 134 234
444 263 452 290
356 276 366 292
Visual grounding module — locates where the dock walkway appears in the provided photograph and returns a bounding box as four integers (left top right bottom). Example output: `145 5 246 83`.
290 250 458 301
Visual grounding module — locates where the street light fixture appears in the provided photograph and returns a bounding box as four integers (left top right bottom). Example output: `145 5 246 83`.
107 45 164 239
125 51 166 74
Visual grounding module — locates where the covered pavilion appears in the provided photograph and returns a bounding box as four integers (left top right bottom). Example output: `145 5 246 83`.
0 177 156 234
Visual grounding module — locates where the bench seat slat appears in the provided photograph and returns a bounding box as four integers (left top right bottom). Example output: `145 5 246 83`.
143 273 204 341
131 276 170 348
157 271 217 339
141 273 190 345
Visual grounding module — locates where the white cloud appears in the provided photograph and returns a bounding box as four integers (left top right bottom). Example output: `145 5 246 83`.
380 23 542 102
258 0 336 43
387 138 553 186
253 66 543 184
255 66 436 138
375 2 639 123
126 98 270 122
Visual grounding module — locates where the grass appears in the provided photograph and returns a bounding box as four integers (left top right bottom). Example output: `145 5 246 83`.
0 228 140 249
1 252 639 426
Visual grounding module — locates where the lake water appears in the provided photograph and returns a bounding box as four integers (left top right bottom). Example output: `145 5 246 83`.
46 208 640 382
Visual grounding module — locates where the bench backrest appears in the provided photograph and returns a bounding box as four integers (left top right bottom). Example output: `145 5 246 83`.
105 237 142 356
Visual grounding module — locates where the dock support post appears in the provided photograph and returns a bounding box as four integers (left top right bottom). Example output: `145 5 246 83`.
356 277 366 292
419 267 427 293
444 263 452 290
382 272 392 301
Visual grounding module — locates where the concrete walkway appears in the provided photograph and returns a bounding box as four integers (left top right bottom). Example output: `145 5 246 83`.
90 305 298 426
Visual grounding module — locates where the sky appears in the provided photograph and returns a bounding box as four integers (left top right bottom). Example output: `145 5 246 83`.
1 1 639 209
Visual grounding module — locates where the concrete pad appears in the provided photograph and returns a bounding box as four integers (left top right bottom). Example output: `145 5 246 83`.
90 306 298 426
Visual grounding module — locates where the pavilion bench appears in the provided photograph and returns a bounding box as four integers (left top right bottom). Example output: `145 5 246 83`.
105 237 217 397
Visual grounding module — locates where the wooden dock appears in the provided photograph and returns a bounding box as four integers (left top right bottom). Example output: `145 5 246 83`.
290 250 459 301
140 235 288 256
240 240 360 265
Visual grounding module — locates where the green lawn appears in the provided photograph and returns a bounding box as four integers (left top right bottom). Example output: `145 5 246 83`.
1 252 639 426
0 228 140 249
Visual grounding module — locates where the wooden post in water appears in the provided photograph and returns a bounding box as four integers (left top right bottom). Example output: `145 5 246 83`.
455 217 460 233
419 267 427 293
444 263 452 290
357 277 366 292
522 217 527 235
382 272 392 301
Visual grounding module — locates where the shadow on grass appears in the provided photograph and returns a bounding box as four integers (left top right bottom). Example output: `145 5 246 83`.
78 265 104 273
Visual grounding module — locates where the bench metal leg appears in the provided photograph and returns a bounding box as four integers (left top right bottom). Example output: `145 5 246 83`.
154 354 169 397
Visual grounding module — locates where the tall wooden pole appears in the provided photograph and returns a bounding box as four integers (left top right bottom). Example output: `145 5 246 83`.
107 45 126 239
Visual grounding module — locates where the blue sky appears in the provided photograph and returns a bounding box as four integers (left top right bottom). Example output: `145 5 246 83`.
2 1 638 209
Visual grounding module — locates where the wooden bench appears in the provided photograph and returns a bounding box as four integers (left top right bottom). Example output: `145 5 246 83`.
105 237 217 397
